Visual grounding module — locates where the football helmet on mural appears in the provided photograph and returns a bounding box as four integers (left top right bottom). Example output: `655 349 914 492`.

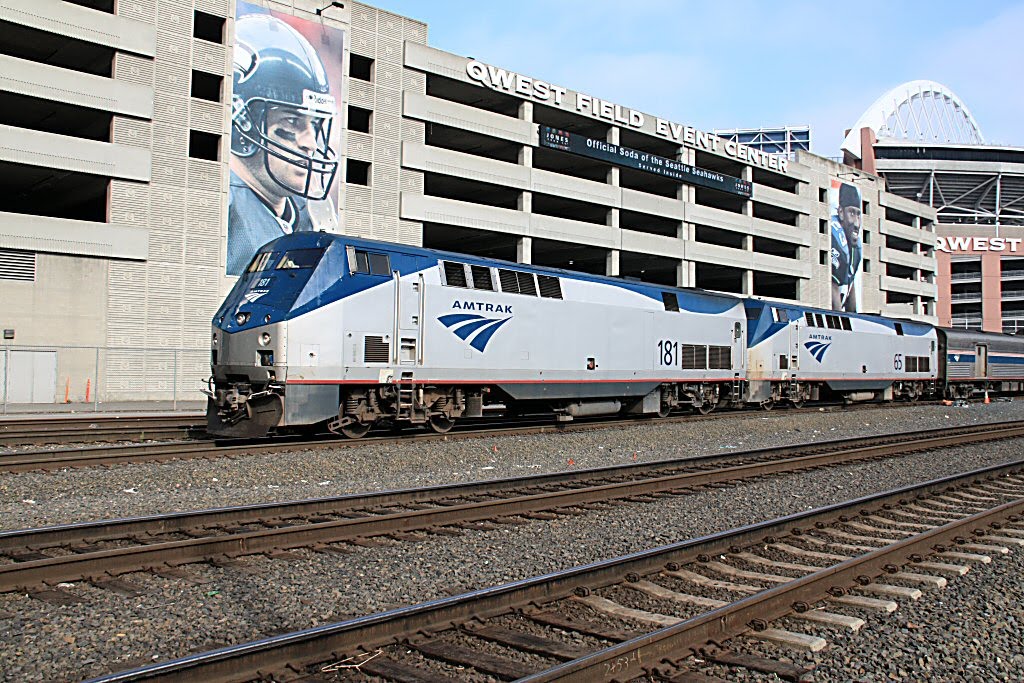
231 13 338 200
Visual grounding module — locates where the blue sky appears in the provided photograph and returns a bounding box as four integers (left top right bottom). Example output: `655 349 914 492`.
370 0 1024 156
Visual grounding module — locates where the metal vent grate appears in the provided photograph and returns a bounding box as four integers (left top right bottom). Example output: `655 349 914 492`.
680 344 707 370
516 271 537 296
498 268 519 293
537 275 562 299
364 336 390 363
442 261 467 287
0 249 35 282
707 345 732 369
470 265 494 291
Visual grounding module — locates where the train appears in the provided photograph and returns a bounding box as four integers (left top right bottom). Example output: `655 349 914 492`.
205 233 1024 438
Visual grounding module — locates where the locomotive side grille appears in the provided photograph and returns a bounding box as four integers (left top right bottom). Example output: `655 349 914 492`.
471 265 494 290
364 336 390 363
516 271 538 296
443 261 468 287
537 275 562 299
708 345 732 369
681 344 707 370
498 269 520 293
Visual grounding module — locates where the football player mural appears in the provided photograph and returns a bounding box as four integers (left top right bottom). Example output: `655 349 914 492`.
227 3 345 276
829 180 863 312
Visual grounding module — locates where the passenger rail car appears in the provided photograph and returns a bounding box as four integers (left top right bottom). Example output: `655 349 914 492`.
743 301 937 407
207 233 747 438
938 328 1024 397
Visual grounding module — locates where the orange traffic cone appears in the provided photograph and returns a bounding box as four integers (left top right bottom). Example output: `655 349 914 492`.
64 377 71 403
85 378 91 403
985 390 990 404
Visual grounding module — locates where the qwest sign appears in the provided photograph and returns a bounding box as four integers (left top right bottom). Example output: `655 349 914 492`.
465 60 788 173
936 236 1024 253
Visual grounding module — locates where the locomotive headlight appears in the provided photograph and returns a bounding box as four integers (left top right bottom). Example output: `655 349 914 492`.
211 333 218 348
235 312 250 325
259 332 272 347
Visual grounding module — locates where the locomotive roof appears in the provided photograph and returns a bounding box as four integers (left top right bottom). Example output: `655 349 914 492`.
260 231 746 305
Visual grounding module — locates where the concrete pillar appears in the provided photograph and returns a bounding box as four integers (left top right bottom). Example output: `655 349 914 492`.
519 101 534 169
606 249 620 277
981 251 1001 332
607 127 620 186
677 259 694 288
519 145 532 167
519 100 533 122
517 236 532 265
742 269 754 295
742 166 753 216
518 191 531 212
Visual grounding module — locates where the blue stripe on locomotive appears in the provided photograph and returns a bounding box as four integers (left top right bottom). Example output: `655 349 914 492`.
214 233 741 333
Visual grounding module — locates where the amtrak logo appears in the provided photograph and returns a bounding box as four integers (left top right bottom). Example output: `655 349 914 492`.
804 340 832 363
438 313 512 352
243 289 268 303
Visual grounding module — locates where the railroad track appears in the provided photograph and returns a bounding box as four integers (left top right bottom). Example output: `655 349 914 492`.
82 457 1024 683
0 414 203 447
0 399 938 472
2 420 1022 597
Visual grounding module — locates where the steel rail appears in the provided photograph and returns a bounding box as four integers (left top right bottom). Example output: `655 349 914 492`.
81 458 1024 683
1 420 1013 551
0 400 935 471
524 497 1024 682
0 414 203 446
4 422 1023 593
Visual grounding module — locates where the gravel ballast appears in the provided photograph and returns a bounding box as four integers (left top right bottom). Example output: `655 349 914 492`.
1 402 1022 530
0 401 1022 681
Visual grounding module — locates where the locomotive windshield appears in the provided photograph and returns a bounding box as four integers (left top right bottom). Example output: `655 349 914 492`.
276 249 323 270
246 251 280 273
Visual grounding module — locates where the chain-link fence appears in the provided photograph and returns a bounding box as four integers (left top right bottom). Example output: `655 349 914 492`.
1 345 209 414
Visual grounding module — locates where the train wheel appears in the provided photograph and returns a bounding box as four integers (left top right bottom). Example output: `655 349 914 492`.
657 403 672 418
339 421 372 439
760 399 775 411
789 399 805 409
428 415 455 434
695 401 715 415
